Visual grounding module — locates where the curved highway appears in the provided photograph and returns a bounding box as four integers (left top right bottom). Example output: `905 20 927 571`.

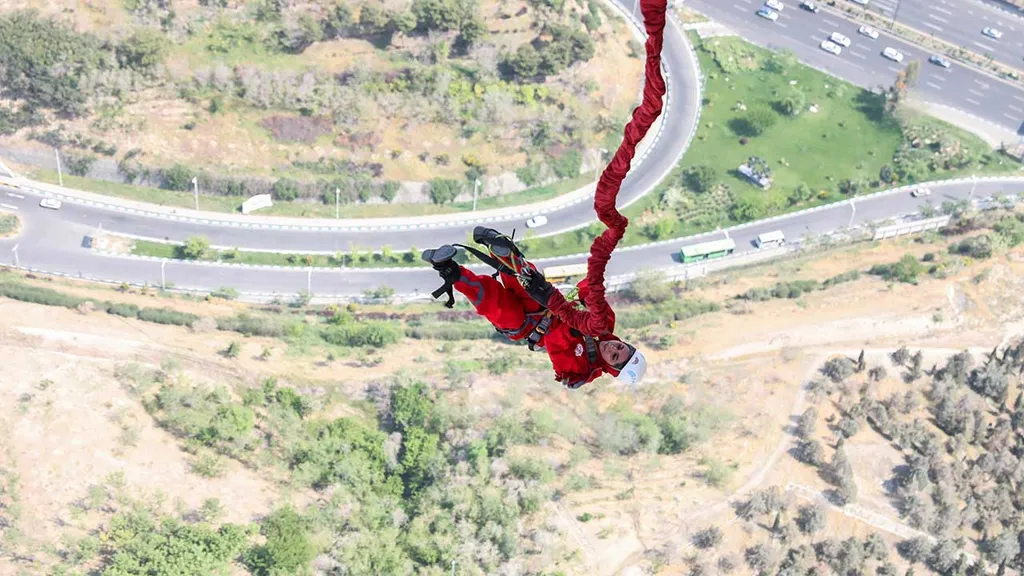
0 0 702 254
3 178 1023 298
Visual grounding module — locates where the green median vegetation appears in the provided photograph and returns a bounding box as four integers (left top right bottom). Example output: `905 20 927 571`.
0 212 19 237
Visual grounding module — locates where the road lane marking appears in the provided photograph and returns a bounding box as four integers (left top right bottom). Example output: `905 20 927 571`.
1005 113 1020 121
823 18 840 26
887 66 900 73
926 81 943 90
0 203 18 211
1010 104 1023 112
924 22 944 32
6 192 24 199
733 3 747 10
778 21 788 28
817 27 830 34
973 41 995 52
966 98 982 106
1015 95 1024 103
852 51 866 60
968 88 986 97
933 6 953 15
927 13 949 24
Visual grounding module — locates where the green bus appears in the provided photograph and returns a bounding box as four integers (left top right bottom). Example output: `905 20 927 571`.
680 238 736 263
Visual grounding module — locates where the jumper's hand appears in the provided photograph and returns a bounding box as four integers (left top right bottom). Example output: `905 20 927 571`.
523 268 555 306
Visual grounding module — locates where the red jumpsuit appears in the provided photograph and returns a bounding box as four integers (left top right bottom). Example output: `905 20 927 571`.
452 0 667 388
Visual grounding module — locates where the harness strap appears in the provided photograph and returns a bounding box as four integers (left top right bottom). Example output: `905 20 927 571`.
582 335 599 365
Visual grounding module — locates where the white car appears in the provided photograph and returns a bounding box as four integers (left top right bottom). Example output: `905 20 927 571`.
910 188 932 198
830 31 852 48
766 0 785 10
850 0 869 5
39 198 62 210
882 47 904 62
525 215 548 228
858 25 879 39
757 6 779 20
982 27 1003 39
820 40 843 56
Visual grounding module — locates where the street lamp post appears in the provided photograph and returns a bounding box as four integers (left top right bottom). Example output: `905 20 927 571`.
594 148 607 182
848 198 856 228
335 188 340 219
54 148 63 187
890 0 901 27
969 174 978 200
161 259 167 289
191 177 199 210
307 267 312 294
473 179 480 212
11 244 18 267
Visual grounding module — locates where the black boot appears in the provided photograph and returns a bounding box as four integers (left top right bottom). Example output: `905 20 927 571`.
421 245 461 284
473 226 527 274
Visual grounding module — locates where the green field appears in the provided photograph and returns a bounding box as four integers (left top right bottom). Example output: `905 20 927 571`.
29 168 594 219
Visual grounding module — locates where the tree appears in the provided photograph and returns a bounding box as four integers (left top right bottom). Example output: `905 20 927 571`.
828 445 853 487
359 3 392 35
692 526 723 549
163 164 196 191
244 507 316 576
507 44 540 79
982 531 1019 568
869 366 887 382
730 194 766 222
379 181 399 203
742 106 778 136
879 165 895 184
928 538 962 575
797 503 826 534
427 179 462 204
856 350 866 373
837 415 860 439
821 357 856 383
116 28 168 73
181 236 210 260
778 89 806 116
796 407 817 438
745 544 777 573
788 183 814 205
684 165 718 194
272 178 300 201
796 439 825 466
898 537 933 564
865 533 889 561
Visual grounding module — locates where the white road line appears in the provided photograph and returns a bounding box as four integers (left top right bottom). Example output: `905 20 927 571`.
924 22 944 32
778 21 788 28
6 192 24 199
933 6 953 16
852 51 866 60
927 13 949 24
973 41 995 52
1010 104 1023 113
968 88 986 97
974 79 990 89
1005 113 1020 121
966 97 982 106
926 81 943 89
817 27 830 34
733 3 747 10
887 65 901 73
1015 95 1024 103
0 203 18 211
823 18 840 26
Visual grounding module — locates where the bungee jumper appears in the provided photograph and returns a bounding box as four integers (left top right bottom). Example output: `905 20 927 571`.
421 0 668 390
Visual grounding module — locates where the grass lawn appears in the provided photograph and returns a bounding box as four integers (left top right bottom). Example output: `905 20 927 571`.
131 239 431 269
27 167 593 219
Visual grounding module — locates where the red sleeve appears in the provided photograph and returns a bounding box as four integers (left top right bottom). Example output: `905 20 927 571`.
542 0 667 336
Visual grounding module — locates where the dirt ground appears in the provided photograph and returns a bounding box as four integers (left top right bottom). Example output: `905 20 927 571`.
1 233 1023 574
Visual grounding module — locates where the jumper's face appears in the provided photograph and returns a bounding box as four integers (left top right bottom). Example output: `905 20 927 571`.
599 340 632 368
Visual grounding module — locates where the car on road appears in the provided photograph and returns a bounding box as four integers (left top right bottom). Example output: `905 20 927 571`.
820 39 842 56
982 27 1003 40
882 47 904 62
910 188 932 198
850 0 869 5
829 31 852 48
800 0 819 12
525 215 548 228
39 198 62 210
757 6 779 20
858 25 879 40
765 0 785 10
929 55 951 68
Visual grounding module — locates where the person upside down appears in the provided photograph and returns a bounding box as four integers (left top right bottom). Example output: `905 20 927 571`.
422 226 647 389
420 0 667 390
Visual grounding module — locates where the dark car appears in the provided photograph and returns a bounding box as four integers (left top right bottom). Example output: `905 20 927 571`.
929 55 951 68
800 0 820 11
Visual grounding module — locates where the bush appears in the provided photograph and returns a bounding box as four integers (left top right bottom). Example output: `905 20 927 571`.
106 302 140 318
62 150 96 176
516 163 542 186
0 281 86 308
163 164 196 191
822 270 860 288
740 106 777 136
321 322 401 348
0 213 18 236
427 179 462 204
244 507 316 576
216 313 289 337
550 149 583 179
179 236 210 260
138 307 200 326
272 178 300 201
684 165 718 194
868 254 925 284
948 235 993 259
596 406 662 455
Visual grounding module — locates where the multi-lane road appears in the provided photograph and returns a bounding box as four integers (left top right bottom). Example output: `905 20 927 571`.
687 0 1024 133
3 178 1023 298
866 0 1024 70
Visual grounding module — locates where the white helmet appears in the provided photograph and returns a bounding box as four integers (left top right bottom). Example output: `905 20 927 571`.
616 348 647 385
